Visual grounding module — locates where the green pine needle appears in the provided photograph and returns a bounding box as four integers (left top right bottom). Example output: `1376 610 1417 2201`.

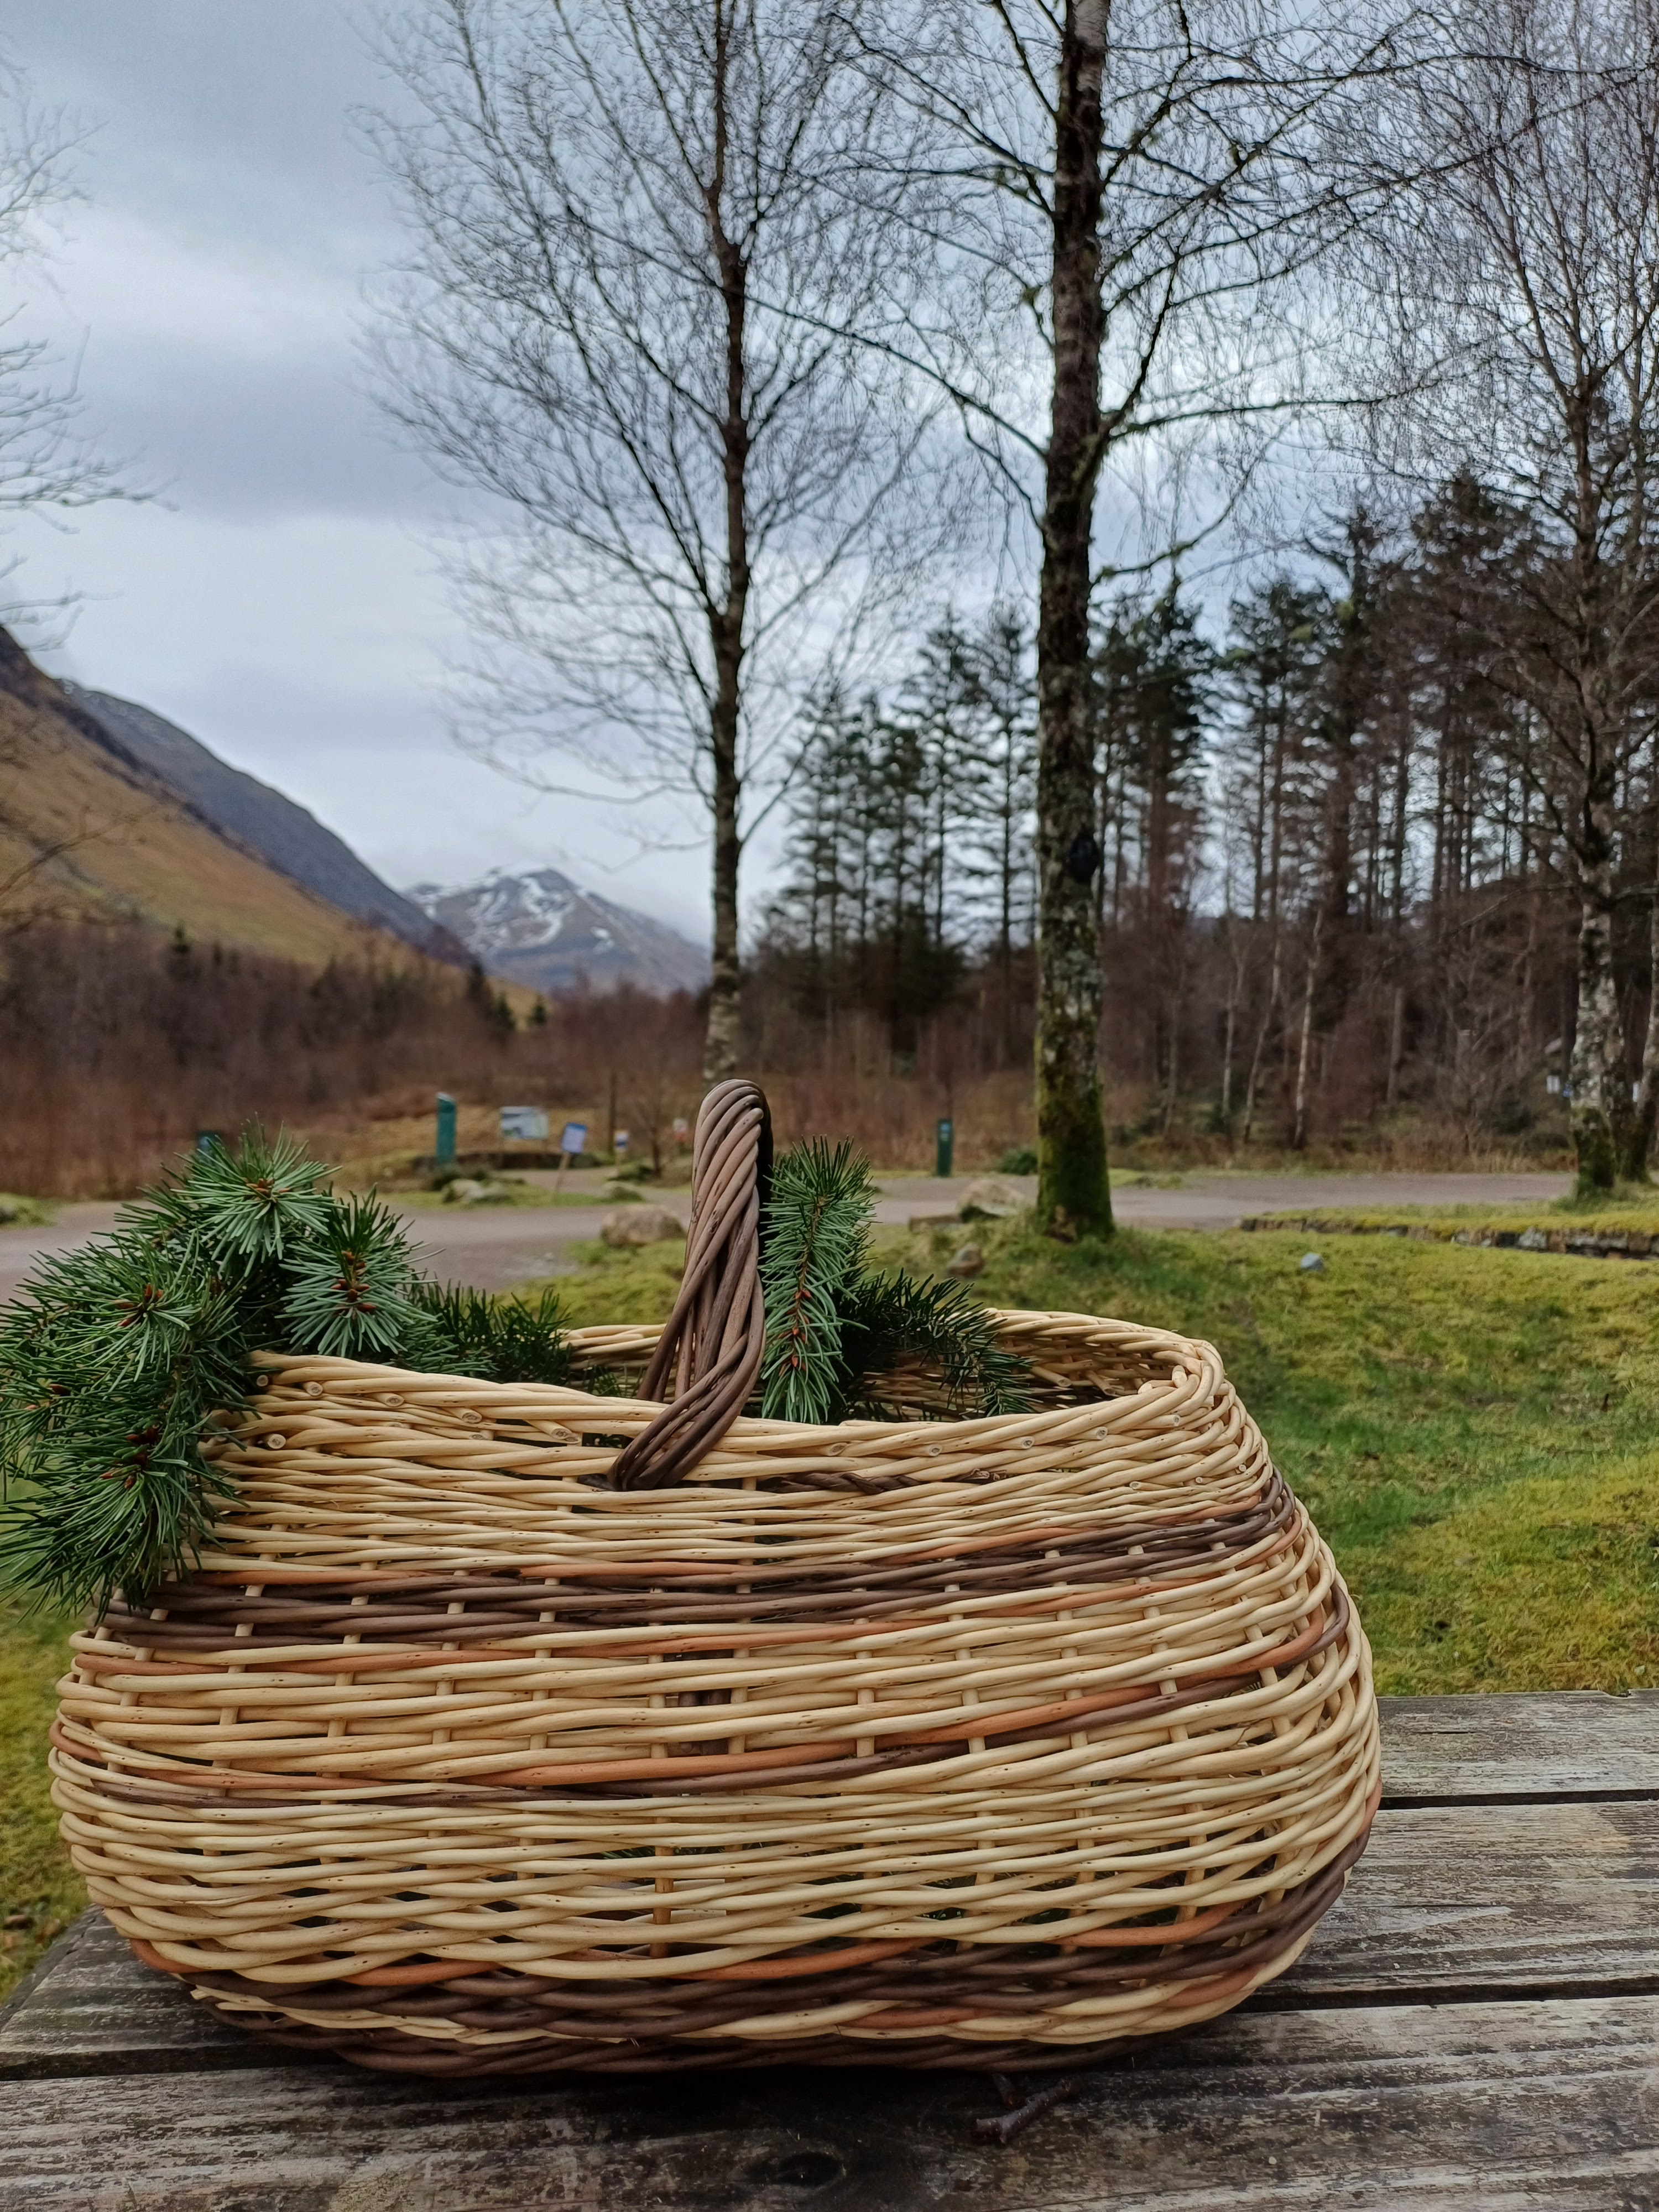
175 1128 333 1261
838 1270 1031 1421
0 1126 576 1616
279 1195 424 1360
759 1140 875 1423
0 1227 247 1613
408 1283 576 1386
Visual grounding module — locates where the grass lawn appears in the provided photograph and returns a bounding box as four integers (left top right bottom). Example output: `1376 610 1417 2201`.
3 1214 1653 1999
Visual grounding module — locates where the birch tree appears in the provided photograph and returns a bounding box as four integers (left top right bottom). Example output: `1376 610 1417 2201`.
367 0 931 1078
852 0 1416 1232
1361 0 1659 1186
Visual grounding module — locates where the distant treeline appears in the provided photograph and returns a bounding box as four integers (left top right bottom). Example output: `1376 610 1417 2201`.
751 478 1634 1159
0 924 716 1196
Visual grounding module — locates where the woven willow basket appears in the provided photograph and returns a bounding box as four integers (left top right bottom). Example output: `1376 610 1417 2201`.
51 1310 1379 2077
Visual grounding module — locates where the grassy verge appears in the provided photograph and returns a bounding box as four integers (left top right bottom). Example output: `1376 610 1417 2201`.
0 1195 55 1228
0 1601 83 1995
5 1214 1653 1999
533 1218 1659 1699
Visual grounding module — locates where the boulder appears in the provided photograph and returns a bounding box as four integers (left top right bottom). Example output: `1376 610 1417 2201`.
443 1177 512 1207
957 1175 1026 1222
945 1241 984 1278
601 1204 685 1248
1298 1251 1326 1274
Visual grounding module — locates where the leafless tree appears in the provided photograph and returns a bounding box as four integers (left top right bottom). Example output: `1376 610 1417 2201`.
365 0 940 1078
1358 0 1659 1188
0 63 133 620
846 0 1424 1232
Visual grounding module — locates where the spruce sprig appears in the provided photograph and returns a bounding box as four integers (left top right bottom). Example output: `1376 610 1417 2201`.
758 1140 873 1423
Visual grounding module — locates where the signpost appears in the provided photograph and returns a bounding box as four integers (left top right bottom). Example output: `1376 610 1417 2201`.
555 1120 588 1193
435 1094 457 1168
936 1117 954 1178
500 1107 550 1142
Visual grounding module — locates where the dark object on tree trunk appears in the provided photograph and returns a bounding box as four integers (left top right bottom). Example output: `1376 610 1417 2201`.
1065 831 1102 884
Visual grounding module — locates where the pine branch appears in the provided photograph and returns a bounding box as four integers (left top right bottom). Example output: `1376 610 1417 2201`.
173 1128 333 1262
0 1228 246 1612
407 1283 576 1385
838 1271 1031 1422
279 1195 425 1360
0 1128 578 1616
759 1140 875 1423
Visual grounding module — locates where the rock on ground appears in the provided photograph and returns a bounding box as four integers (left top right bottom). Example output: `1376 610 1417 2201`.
601 1204 685 1248
957 1176 1027 1222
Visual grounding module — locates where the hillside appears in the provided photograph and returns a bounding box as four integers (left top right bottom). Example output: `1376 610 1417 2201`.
409 866 708 997
0 629 432 967
64 684 467 963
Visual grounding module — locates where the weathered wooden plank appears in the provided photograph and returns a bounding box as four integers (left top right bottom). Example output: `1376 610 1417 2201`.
0 1996 1653 2210
0 1913 264 2077
1381 1691 1659 1802
1275 1797 1659 2002
7 1796 1655 2080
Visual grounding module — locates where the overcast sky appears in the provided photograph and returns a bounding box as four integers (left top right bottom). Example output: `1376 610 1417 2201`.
1 1 712 940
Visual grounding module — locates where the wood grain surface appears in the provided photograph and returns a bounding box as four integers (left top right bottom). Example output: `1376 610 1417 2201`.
2 1692 1655 2210
0 1998 1653 2210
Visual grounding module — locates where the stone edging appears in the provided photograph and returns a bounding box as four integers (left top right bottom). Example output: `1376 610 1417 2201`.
1238 1217 1658 1260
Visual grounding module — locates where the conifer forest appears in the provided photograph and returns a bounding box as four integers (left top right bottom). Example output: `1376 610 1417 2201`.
754 477 1648 1172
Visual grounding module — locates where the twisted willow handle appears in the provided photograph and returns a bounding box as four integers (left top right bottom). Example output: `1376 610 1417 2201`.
606 1078 772 1490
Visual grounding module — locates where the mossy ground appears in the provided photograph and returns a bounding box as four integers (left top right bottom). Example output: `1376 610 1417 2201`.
0 1600 85 1995
4 1214 1654 1998
545 1217 1659 1699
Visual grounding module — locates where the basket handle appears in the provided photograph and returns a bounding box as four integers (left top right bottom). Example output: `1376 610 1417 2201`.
606 1079 772 1489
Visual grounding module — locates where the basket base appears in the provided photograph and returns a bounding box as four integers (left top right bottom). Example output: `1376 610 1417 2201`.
227 2012 1137 2077
126 1838 1363 2079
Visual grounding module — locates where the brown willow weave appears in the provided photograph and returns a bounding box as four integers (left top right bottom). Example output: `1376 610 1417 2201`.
608 1077 769 1491
52 1312 1379 2076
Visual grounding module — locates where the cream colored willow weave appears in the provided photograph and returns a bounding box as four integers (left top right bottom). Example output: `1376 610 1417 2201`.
52 1311 1379 2066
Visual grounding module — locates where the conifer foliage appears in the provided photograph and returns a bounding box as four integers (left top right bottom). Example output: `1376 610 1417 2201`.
758 1139 1030 1425
0 1130 573 1616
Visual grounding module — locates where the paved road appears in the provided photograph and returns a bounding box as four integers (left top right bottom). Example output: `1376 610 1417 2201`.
0 1170 1573 1302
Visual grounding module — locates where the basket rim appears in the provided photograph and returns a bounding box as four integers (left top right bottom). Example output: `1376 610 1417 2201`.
243 1305 1218 1452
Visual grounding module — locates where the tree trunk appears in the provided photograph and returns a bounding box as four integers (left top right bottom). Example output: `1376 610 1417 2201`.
1291 908 1323 1151
1625 794 1659 1182
1569 800 1627 1191
701 14 750 1083
1034 0 1112 1239
1385 982 1405 1111
1241 925 1282 1145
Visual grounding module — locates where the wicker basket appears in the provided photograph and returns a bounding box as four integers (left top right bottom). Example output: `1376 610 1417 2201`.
51 1306 1378 2076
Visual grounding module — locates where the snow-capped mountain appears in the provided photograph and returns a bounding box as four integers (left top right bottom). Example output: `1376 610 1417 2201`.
406 867 709 999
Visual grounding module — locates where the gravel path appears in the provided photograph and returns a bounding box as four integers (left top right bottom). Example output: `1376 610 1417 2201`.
0 1169 1572 1302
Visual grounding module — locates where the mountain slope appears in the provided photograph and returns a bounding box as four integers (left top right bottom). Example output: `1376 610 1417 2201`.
409 867 708 997
64 684 465 963
0 629 432 967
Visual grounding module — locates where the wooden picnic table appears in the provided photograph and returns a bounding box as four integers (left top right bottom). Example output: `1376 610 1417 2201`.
1 1691 1654 2209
